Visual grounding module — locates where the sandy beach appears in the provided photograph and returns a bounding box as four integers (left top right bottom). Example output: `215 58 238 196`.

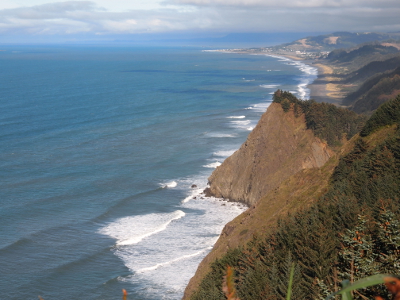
307 62 345 105
263 52 344 105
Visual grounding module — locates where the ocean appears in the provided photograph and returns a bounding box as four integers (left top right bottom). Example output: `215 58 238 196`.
0 45 317 299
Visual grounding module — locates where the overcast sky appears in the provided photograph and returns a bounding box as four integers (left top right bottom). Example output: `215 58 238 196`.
0 0 399 42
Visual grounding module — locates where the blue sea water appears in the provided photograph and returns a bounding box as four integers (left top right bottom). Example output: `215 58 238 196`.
0 45 317 299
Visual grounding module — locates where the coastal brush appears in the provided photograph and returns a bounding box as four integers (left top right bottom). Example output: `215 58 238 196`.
223 266 240 300
123 288 128 300
223 266 400 299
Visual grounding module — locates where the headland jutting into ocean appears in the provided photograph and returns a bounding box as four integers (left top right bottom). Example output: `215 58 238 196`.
183 34 400 299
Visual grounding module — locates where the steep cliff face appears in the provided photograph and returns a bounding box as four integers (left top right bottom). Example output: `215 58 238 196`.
183 103 339 300
206 103 334 206
183 155 340 300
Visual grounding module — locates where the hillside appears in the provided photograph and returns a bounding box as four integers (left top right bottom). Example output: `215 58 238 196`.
272 32 400 52
346 67 400 114
344 55 400 84
205 102 333 206
205 91 366 206
184 94 400 300
306 43 400 113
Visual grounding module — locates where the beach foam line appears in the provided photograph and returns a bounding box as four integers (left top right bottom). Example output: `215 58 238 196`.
136 247 212 273
266 54 318 100
99 210 186 246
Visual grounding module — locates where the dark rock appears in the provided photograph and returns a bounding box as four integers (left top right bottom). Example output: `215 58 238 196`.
203 187 213 197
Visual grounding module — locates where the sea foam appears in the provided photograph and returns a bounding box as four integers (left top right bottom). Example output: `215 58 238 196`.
203 161 222 168
99 210 186 246
161 181 178 188
213 150 236 157
259 84 279 89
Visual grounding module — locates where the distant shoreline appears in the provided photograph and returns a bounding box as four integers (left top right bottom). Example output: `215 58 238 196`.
210 48 342 105
265 53 343 105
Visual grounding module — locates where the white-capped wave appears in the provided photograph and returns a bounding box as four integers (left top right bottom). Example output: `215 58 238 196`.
252 102 271 112
231 120 251 125
229 118 257 131
110 196 247 297
213 150 236 157
136 248 211 273
227 116 246 119
99 210 186 246
203 161 221 168
205 132 236 138
259 84 279 89
161 181 177 188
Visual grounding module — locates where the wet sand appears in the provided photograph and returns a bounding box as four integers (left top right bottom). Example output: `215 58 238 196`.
308 62 345 105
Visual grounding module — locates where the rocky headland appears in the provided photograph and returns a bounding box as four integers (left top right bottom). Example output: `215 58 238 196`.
184 34 400 299
204 102 333 206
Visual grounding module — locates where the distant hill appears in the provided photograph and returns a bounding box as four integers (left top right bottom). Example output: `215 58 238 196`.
273 31 400 52
344 55 400 84
328 44 399 65
345 67 400 114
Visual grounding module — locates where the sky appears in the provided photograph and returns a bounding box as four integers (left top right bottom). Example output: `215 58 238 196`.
0 0 400 43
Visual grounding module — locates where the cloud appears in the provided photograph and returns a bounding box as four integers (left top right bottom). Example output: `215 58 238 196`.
168 0 400 9
0 0 399 40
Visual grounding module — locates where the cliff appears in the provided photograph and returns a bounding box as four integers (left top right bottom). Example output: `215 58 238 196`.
183 101 340 299
206 102 333 206
184 95 400 300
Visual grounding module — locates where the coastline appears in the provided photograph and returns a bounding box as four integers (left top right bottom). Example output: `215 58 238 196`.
273 54 343 105
307 62 344 105
184 51 332 299
212 49 343 105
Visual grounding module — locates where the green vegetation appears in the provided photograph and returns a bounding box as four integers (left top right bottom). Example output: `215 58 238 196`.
273 90 367 146
328 44 399 71
190 94 400 300
344 56 400 85
360 95 400 136
349 70 400 114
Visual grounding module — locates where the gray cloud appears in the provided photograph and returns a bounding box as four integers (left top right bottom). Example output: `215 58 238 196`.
0 0 399 39
167 0 400 9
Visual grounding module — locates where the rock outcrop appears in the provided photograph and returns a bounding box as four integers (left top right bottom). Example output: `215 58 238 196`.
206 102 334 206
